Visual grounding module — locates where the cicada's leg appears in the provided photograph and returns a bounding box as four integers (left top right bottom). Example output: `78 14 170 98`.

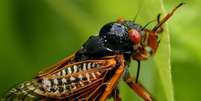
152 3 184 32
123 72 153 101
141 3 184 56
112 88 122 101
135 60 141 83
155 14 164 33
99 55 125 101
99 66 124 101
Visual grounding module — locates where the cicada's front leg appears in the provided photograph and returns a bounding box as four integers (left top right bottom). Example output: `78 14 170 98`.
123 72 153 101
133 3 184 61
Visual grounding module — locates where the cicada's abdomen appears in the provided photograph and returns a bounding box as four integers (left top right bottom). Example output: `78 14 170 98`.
3 80 49 101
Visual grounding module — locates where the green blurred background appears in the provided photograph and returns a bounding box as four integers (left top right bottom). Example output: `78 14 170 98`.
0 0 200 101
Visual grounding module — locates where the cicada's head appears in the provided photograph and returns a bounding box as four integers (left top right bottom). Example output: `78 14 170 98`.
99 2 183 61
99 18 150 60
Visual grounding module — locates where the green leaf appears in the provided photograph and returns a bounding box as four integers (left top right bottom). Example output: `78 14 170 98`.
119 0 174 101
151 1 174 101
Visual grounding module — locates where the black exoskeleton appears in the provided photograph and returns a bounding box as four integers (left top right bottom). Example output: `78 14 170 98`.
75 21 145 61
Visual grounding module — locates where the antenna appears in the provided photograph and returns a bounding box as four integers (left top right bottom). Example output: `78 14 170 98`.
133 0 144 22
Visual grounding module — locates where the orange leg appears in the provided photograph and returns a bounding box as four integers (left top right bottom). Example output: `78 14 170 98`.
123 72 153 101
99 57 125 101
152 2 184 32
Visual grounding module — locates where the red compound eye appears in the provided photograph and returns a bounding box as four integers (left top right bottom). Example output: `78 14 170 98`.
128 29 141 44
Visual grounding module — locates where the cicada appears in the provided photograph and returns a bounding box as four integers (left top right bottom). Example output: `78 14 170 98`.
3 3 183 101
